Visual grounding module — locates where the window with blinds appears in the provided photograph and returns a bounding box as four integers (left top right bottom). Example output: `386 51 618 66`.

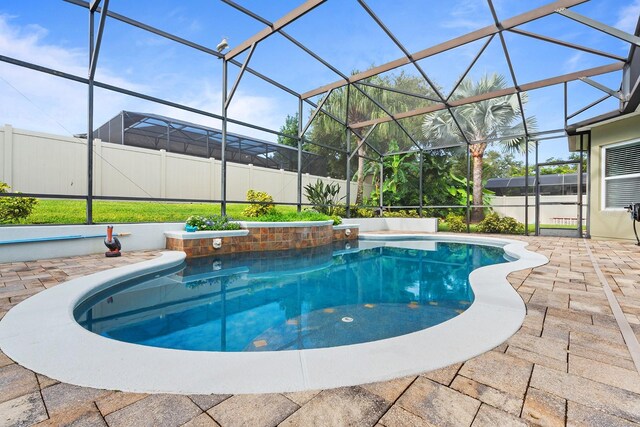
604 140 640 209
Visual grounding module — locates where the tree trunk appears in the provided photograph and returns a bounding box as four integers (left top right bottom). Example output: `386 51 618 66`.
471 153 484 222
355 142 365 205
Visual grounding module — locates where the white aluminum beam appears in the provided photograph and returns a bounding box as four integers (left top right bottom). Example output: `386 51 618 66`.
557 8 640 46
349 62 624 129
579 77 624 100
302 0 589 99
225 0 326 61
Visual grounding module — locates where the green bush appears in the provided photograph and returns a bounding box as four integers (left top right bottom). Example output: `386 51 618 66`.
382 209 420 218
355 207 375 218
331 215 342 225
246 211 331 222
304 179 344 215
185 214 240 231
445 213 467 233
0 182 38 224
477 213 524 234
333 205 375 218
242 190 275 217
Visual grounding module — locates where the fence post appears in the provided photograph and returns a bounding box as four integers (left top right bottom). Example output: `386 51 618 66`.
280 168 285 203
94 138 102 196
2 124 13 187
160 149 167 198
249 164 254 193
209 157 216 201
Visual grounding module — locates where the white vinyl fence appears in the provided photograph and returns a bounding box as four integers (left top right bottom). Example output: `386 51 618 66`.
491 195 587 225
0 125 370 204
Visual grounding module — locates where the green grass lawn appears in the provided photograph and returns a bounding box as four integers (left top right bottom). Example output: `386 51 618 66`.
18 200 299 224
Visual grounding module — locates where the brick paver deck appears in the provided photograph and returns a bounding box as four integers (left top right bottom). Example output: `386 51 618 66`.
1 236 639 426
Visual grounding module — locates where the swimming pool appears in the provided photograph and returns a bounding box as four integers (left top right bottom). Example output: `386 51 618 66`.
74 241 507 352
0 234 548 394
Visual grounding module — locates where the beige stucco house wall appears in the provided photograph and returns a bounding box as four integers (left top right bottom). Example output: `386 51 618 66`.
588 113 640 241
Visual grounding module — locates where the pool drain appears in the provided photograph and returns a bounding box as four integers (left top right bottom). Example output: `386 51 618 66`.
341 316 353 323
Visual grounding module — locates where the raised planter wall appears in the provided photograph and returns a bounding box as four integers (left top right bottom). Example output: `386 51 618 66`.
0 221 362 263
166 221 360 258
0 217 437 262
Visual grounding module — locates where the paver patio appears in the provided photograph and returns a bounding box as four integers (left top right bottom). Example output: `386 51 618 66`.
0 235 639 426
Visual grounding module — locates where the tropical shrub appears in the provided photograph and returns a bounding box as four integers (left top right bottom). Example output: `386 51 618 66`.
351 207 376 218
333 205 376 218
330 215 342 225
445 213 467 233
0 182 38 223
304 180 344 215
445 173 494 207
382 209 420 218
477 213 524 234
243 190 275 217
365 141 420 208
185 214 240 231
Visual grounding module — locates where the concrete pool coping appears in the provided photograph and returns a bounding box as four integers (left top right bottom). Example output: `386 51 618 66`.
0 234 548 394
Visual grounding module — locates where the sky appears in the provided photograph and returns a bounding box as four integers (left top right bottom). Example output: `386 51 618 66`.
0 0 638 163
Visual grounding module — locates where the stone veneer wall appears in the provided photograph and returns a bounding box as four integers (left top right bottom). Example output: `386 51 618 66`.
167 224 358 258
332 227 359 242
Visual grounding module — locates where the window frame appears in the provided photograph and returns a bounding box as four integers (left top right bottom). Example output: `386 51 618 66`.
601 138 640 211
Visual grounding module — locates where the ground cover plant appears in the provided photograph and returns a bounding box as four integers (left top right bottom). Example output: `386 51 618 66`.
242 211 333 223
185 214 241 231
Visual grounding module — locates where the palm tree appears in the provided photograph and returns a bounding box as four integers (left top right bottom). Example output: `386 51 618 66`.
311 71 433 205
311 82 386 205
422 73 536 221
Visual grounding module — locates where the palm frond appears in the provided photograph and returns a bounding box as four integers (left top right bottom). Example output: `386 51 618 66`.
423 73 537 150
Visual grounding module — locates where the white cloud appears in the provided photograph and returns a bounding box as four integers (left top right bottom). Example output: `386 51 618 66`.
228 93 287 139
0 14 288 142
0 13 147 134
563 52 584 73
167 7 202 35
147 78 287 141
0 18 77 69
615 0 640 34
440 19 480 31
441 0 489 30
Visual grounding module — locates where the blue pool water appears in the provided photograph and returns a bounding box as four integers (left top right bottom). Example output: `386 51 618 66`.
74 240 509 352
